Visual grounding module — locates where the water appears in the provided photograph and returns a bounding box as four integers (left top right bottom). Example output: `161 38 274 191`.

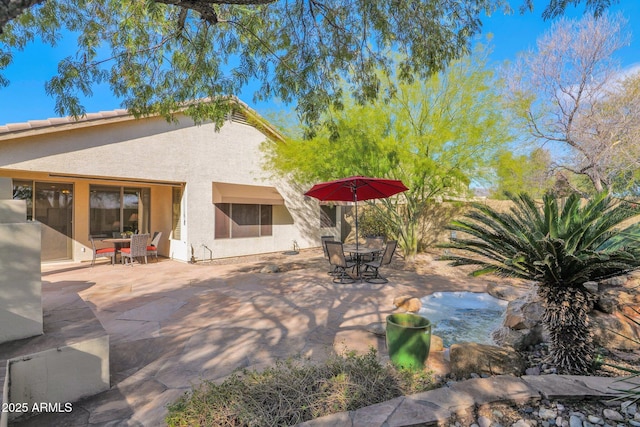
418 291 508 347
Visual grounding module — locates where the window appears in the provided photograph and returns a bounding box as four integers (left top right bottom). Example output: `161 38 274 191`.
172 187 182 240
215 203 273 239
12 180 33 220
320 205 337 227
90 185 150 236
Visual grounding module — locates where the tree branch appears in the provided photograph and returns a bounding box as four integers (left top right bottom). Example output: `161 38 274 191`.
0 0 45 32
154 0 277 24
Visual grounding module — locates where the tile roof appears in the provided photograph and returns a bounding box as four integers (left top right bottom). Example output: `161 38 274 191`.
0 99 284 142
0 109 133 140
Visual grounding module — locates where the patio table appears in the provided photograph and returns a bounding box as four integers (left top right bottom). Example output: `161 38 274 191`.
343 244 382 279
101 237 132 245
101 237 132 262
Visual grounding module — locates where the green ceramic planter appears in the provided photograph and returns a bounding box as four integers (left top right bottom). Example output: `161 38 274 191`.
386 313 432 370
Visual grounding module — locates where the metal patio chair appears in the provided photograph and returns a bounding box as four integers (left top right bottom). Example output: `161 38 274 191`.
325 240 356 284
362 240 397 283
321 235 337 275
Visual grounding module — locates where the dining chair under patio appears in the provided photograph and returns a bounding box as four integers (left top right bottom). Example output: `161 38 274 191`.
362 240 398 283
120 233 150 266
90 236 116 267
321 235 337 275
146 231 162 262
325 240 356 284
362 236 385 262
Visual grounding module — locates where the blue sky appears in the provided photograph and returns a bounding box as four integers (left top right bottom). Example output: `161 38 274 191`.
0 1 638 126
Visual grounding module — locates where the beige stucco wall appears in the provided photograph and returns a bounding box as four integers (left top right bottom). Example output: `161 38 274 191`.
6 335 110 423
0 113 323 262
0 180 43 344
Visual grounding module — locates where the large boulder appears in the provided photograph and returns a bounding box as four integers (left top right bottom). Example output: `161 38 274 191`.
491 287 546 350
492 274 640 352
430 334 444 352
393 295 422 312
492 324 544 351
449 342 526 378
596 289 636 314
591 310 640 350
502 289 544 330
486 282 528 302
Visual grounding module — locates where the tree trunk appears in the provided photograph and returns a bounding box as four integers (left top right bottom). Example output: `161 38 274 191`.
538 285 595 374
0 0 45 31
398 220 418 259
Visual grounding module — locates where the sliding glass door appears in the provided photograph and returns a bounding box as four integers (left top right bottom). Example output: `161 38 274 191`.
13 180 74 261
90 185 150 237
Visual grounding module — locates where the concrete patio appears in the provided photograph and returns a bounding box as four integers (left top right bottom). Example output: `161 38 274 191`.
14 249 496 426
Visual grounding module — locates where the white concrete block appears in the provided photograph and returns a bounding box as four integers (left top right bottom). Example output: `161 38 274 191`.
6 335 110 422
0 222 42 344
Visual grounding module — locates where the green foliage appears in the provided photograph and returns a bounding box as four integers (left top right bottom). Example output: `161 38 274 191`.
441 192 640 285
263 45 511 257
440 191 640 373
165 348 435 426
491 148 553 199
0 0 509 127
520 0 620 19
358 207 391 240
0 1 622 126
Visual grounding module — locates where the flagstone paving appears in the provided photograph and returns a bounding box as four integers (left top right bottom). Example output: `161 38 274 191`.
11 250 626 426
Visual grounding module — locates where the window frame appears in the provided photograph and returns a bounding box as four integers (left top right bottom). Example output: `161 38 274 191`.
215 203 273 239
89 184 150 237
320 205 338 228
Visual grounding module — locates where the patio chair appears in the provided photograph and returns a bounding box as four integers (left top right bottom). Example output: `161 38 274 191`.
90 236 116 267
325 241 356 284
147 231 162 262
120 233 150 266
321 235 337 275
362 236 385 262
362 240 397 284
365 236 385 249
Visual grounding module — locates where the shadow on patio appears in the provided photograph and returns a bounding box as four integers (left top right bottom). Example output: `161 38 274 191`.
17 249 494 426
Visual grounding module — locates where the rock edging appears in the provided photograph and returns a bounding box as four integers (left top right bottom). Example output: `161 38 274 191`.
295 375 636 427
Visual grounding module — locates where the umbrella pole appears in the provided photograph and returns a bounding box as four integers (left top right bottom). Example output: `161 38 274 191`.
354 191 358 251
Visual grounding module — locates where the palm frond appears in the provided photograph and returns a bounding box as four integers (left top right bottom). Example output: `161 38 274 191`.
439 191 640 286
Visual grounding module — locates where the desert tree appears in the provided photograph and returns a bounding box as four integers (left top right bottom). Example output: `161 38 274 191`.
491 148 554 199
263 47 511 257
0 0 622 127
505 12 640 194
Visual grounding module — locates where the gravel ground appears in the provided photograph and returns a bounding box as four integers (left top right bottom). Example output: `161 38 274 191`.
450 399 640 427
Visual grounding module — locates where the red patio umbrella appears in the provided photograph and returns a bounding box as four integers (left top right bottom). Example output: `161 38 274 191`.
304 176 409 249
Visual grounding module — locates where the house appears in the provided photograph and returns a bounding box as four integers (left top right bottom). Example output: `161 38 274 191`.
0 100 342 263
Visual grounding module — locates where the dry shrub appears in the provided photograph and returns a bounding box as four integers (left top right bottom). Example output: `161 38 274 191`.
166 348 435 426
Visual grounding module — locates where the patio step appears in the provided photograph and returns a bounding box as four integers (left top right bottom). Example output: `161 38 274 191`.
0 292 109 426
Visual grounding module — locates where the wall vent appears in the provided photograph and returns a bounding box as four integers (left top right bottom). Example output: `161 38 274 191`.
230 110 249 125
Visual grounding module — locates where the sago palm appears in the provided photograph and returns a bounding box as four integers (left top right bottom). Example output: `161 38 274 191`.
441 191 640 374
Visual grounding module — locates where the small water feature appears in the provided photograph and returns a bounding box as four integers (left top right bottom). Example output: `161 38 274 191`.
418 291 508 347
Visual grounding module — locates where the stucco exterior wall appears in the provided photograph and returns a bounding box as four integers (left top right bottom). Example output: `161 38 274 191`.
0 181 42 344
0 113 323 262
